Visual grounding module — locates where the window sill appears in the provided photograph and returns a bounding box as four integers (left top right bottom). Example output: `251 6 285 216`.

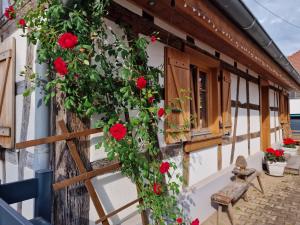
184 133 222 152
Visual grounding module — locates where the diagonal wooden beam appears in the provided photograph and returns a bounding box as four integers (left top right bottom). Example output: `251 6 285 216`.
53 162 121 191
15 127 102 149
58 120 110 225
95 198 140 224
0 57 11 115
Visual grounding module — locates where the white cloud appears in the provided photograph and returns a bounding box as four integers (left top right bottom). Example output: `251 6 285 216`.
243 0 300 56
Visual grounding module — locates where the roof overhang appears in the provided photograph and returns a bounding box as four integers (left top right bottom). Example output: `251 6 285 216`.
127 0 300 90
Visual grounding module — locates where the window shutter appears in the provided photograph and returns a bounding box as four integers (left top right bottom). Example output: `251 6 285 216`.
0 37 16 149
221 70 232 133
165 47 191 144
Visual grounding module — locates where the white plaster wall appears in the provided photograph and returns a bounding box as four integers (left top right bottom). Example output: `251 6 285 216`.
290 99 300 114
89 173 141 225
239 77 247 104
249 82 259 105
269 89 275 107
188 147 218 187
113 0 142 16
220 53 234 66
237 62 247 73
221 144 232 169
195 39 215 55
250 137 261 154
250 110 260 133
155 18 186 41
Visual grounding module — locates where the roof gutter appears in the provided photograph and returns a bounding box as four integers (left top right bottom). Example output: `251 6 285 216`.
210 0 300 86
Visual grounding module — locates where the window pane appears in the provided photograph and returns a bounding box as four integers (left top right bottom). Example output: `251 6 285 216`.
190 65 198 129
199 72 208 128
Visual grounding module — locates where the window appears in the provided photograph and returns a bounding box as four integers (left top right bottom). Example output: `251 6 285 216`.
165 46 223 148
190 65 209 133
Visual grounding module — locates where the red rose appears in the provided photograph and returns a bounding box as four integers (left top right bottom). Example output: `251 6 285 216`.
176 218 183 224
157 108 165 117
4 6 15 20
151 35 157 43
19 19 26 27
191 218 200 225
136 76 147 90
109 123 127 141
58 32 78 49
148 96 155 104
153 183 162 195
54 57 68 76
159 162 170 174
266 148 275 154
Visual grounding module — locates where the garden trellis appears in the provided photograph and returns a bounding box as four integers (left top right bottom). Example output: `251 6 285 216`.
16 120 148 225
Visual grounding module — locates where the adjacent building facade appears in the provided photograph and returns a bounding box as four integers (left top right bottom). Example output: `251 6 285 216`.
0 0 300 224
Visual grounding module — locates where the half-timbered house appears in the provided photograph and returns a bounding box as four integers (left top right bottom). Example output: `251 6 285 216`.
0 0 299 224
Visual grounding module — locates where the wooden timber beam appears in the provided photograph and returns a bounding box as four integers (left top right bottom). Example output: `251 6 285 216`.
126 0 299 90
53 162 121 191
15 128 102 149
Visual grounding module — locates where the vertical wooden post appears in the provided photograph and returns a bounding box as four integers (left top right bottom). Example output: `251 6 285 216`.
260 80 270 151
51 110 91 225
183 151 190 187
230 75 240 164
246 80 250 156
217 144 222 171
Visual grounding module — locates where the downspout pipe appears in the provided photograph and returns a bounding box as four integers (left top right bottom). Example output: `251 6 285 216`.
210 0 300 86
33 43 50 171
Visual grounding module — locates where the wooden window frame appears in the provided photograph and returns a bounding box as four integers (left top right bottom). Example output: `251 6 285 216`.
190 64 211 135
184 47 222 151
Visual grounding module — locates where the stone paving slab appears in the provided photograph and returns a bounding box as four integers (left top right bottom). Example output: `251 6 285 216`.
203 173 300 225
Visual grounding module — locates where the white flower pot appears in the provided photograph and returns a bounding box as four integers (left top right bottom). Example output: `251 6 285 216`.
282 146 299 156
266 161 287 176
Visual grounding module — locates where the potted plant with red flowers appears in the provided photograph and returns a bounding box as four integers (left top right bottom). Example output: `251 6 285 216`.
282 138 298 156
265 148 287 176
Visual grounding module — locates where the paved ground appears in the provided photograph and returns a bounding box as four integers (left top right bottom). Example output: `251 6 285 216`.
203 173 300 225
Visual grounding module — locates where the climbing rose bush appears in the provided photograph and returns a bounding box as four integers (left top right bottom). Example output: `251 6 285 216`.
13 0 200 223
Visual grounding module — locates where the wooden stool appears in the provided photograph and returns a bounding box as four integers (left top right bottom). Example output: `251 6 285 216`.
232 156 264 194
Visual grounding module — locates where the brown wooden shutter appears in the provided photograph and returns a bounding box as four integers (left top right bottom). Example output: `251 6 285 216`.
221 70 232 133
165 47 191 144
0 37 16 148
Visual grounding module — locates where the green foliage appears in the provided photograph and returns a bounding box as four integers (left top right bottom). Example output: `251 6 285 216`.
15 0 191 223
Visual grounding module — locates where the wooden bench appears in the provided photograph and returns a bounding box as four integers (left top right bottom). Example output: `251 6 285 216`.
212 156 264 225
212 180 249 225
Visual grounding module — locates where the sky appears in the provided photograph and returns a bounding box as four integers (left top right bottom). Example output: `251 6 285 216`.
243 0 300 57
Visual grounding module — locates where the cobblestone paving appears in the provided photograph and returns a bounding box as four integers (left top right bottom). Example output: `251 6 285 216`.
203 174 300 225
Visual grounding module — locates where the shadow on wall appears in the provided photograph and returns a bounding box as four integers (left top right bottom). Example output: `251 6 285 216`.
91 172 141 225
